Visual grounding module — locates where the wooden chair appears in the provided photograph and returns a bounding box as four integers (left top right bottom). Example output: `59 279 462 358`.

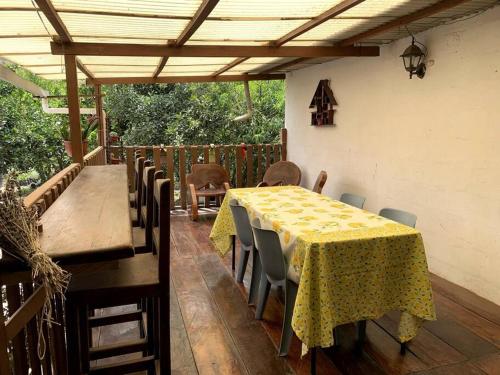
186 163 230 220
65 179 172 374
257 161 301 187
312 170 327 193
133 166 164 254
131 157 151 227
129 150 142 206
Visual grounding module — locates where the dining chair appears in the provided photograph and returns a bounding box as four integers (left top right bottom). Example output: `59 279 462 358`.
133 166 164 253
251 218 299 356
65 179 172 374
339 193 366 209
257 161 301 187
356 207 417 355
312 170 328 193
131 157 151 227
229 199 261 305
379 208 417 228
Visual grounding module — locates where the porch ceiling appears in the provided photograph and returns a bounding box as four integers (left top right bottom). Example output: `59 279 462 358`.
0 0 498 83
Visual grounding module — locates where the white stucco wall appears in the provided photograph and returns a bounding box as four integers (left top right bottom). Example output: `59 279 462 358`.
285 6 500 304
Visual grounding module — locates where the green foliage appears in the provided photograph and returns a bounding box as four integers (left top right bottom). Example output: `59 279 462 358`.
1 63 285 187
105 80 285 146
0 67 70 182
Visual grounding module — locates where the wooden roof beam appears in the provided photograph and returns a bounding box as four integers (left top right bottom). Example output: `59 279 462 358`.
86 73 285 85
33 0 94 81
52 43 379 58
213 0 366 76
153 0 219 78
264 0 472 73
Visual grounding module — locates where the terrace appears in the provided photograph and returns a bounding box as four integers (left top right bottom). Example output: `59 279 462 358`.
1 1 500 375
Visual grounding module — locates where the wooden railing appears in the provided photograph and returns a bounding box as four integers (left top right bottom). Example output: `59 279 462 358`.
83 145 106 166
109 128 288 209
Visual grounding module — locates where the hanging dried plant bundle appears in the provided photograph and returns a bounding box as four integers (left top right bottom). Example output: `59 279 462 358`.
0 173 71 359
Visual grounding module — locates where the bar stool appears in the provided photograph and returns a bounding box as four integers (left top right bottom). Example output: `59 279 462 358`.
65 179 172 374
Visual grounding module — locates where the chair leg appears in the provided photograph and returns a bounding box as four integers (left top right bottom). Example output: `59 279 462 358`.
255 273 271 320
146 297 155 357
279 281 298 356
248 248 261 305
355 320 367 354
65 300 81 375
159 294 171 375
311 347 317 375
79 306 90 373
236 248 250 283
333 327 340 347
153 297 160 359
400 342 407 355
231 235 236 271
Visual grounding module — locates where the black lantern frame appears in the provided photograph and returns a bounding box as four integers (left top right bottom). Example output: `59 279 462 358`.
401 37 427 79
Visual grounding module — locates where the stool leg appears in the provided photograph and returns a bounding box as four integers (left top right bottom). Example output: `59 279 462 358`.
65 301 81 375
79 306 90 373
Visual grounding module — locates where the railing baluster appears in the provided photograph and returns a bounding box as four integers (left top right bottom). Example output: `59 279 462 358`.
6 284 30 375
273 144 281 163
235 145 243 188
257 144 263 184
265 144 272 170
166 146 175 210
179 146 187 209
246 144 254 187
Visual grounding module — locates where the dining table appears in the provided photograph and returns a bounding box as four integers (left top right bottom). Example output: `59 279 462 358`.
210 185 436 353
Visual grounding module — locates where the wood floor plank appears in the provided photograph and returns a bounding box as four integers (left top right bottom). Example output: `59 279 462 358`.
196 253 294 375
430 274 500 326
471 353 500 375
170 280 198 375
197 218 342 375
171 255 248 374
424 319 498 359
363 321 429 374
410 361 488 375
375 312 467 367
432 292 500 348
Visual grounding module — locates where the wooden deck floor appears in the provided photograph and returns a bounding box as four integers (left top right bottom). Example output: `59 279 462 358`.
93 212 500 375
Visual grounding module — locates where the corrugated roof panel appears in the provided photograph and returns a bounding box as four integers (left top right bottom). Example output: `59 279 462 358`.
185 40 267 46
85 65 155 73
1 54 63 67
29 65 67 74
162 65 224 73
38 72 86 80
295 18 373 41
93 71 153 78
0 11 56 36
192 20 306 41
159 71 215 77
340 0 442 18
167 57 237 65
59 13 189 39
51 0 202 17
78 56 159 65
0 37 52 54
211 0 345 18
73 37 168 44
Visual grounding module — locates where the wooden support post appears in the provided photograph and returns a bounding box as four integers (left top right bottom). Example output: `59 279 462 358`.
280 128 287 161
65 55 84 165
94 84 105 148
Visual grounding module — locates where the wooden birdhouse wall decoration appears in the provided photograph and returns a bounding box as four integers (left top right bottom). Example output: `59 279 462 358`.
309 79 337 126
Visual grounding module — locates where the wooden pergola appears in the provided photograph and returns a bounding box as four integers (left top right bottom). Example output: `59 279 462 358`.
1 0 496 166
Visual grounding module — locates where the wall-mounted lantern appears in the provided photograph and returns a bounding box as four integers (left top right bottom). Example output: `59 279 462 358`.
401 37 427 79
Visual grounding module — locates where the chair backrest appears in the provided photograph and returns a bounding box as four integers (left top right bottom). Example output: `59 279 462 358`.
143 166 164 251
339 193 366 209
134 157 151 214
251 219 287 283
229 199 253 248
262 161 301 186
153 178 171 288
312 170 327 194
379 208 417 228
186 163 229 190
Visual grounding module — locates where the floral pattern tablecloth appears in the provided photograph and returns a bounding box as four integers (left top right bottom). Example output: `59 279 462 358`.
210 186 436 350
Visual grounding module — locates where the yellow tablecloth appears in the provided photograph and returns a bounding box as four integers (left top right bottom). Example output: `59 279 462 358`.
210 186 436 350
